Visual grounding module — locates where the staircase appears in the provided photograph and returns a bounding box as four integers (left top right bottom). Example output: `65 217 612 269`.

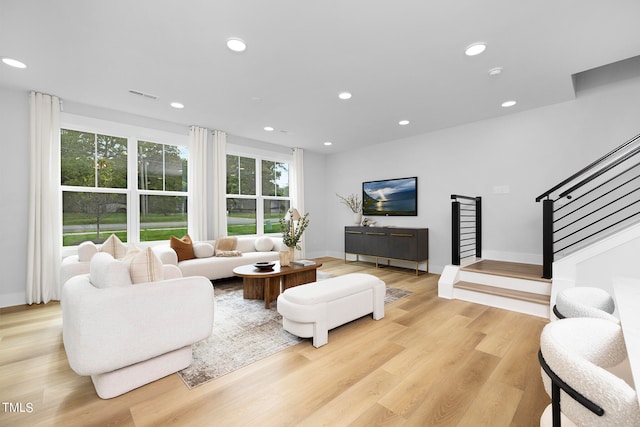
439 260 551 318
442 134 640 319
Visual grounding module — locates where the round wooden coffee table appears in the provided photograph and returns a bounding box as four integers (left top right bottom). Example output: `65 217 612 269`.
232 261 323 309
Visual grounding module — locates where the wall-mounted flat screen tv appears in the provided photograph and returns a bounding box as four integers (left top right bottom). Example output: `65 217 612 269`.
362 177 417 216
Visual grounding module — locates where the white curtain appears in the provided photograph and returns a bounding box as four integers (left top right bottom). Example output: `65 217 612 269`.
188 126 208 241
27 91 61 304
212 130 228 238
291 148 305 257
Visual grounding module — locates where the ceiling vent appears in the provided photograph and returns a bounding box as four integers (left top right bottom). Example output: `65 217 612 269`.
128 90 158 100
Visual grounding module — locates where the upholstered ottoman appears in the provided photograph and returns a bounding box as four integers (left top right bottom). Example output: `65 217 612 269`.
276 273 386 347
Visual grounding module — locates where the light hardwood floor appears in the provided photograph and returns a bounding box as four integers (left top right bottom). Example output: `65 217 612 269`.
1 258 550 426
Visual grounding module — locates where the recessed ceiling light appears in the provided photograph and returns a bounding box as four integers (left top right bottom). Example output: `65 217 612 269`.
2 57 27 68
226 38 247 52
170 102 184 109
501 100 517 108
465 43 486 56
323 141 333 146
488 67 503 76
338 92 352 100
264 126 274 132
398 120 410 126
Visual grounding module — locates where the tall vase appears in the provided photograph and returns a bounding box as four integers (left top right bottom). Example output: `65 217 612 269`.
353 212 362 225
289 246 296 263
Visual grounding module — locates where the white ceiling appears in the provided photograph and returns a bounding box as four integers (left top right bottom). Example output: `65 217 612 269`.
2 0 640 153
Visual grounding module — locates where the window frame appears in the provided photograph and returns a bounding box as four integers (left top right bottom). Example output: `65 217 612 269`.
60 114 189 248
225 146 293 236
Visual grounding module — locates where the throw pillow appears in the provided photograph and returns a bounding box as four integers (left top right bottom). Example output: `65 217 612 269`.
254 236 274 252
170 234 196 262
129 247 164 284
77 241 98 262
215 250 243 257
193 242 215 258
89 252 132 289
100 234 127 259
120 244 142 268
215 236 238 254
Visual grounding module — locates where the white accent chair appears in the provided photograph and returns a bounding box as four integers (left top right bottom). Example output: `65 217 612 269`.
539 317 640 426
277 273 385 347
553 286 636 395
61 257 214 399
554 287 617 322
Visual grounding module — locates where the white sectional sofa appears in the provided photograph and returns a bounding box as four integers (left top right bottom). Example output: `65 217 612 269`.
61 235 288 284
153 236 288 280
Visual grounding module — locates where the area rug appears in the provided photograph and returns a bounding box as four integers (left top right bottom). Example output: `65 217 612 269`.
178 277 412 389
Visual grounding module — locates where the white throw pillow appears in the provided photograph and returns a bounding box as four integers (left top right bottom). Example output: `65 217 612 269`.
77 241 98 262
129 247 164 284
254 236 274 252
193 242 215 258
100 234 127 259
89 252 132 289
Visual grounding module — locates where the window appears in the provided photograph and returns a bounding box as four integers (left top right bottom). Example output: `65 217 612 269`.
61 129 129 246
60 122 188 247
226 154 290 236
138 141 188 242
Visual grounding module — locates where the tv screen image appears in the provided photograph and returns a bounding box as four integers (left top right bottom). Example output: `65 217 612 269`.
362 177 417 216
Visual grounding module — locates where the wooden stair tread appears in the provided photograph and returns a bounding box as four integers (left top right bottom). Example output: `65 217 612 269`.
454 281 550 305
461 260 550 283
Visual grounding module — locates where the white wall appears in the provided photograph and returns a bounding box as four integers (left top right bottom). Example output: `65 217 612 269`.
324 71 640 274
0 86 30 307
576 236 640 295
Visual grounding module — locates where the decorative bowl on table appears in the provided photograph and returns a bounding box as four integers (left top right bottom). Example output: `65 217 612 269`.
253 261 276 271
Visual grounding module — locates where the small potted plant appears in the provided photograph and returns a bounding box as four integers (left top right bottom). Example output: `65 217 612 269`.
279 208 310 262
337 193 363 225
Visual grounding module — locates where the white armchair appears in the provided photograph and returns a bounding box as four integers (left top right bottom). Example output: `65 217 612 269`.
61 253 214 399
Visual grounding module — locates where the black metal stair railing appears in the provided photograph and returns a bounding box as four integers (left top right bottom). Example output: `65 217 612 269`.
536 132 640 279
450 195 482 265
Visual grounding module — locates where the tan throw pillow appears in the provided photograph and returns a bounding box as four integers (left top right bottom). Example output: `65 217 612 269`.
215 237 238 253
120 244 141 268
100 234 127 259
129 247 164 284
215 250 243 257
170 234 196 262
